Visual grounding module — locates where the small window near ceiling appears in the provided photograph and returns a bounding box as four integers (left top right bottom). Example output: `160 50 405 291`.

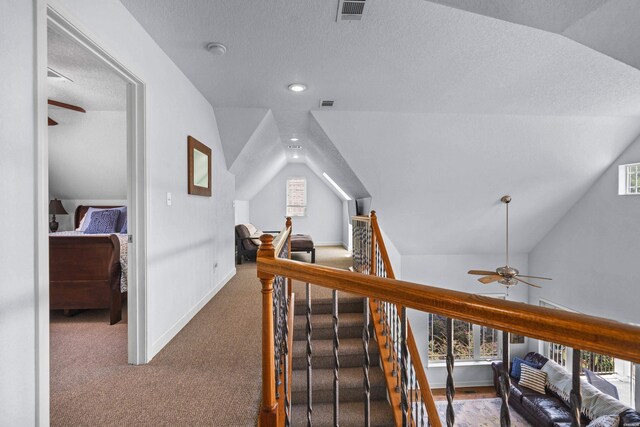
619 163 640 195
286 177 307 217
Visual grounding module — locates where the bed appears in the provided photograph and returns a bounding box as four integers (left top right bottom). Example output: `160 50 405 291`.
49 205 128 325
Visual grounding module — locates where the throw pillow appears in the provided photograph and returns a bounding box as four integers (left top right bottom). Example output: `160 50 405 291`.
519 364 547 394
80 206 126 232
84 210 120 234
511 356 540 380
120 215 127 234
587 414 620 427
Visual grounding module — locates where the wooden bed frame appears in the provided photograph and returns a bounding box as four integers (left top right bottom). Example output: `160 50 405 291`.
49 205 125 324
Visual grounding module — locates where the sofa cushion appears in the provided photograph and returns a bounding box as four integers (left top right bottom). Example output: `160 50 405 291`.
587 414 620 427
520 364 548 394
522 394 574 426
523 351 549 368
512 356 543 380
619 408 640 427
511 380 545 404
235 224 258 250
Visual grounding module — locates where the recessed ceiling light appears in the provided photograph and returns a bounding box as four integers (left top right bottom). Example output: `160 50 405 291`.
288 83 307 92
293 154 299 159
287 145 303 149
205 42 227 56
289 137 299 142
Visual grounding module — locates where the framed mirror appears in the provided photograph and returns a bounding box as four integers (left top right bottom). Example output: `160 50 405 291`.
187 135 212 197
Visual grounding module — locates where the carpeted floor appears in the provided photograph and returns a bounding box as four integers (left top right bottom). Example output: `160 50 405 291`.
434 398 532 426
50 245 350 426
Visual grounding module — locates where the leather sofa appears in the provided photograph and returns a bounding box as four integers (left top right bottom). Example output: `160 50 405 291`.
492 352 640 427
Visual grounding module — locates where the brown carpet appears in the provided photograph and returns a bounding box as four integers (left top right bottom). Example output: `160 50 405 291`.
50 245 351 426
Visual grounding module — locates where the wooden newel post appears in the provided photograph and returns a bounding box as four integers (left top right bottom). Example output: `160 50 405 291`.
258 234 279 427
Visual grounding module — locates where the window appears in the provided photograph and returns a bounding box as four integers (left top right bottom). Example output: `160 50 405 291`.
428 295 505 362
619 163 640 195
286 177 306 217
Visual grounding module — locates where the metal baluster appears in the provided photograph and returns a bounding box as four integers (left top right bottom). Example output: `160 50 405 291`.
283 280 291 427
410 364 415 425
306 282 313 426
363 296 371 427
570 350 582 427
333 289 340 427
400 307 409 427
499 331 511 427
274 276 282 400
445 317 455 427
395 306 401 392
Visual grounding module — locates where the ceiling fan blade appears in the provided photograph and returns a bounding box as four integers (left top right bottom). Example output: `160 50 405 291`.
478 275 502 284
518 274 552 281
48 99 86 113
468 270 497 276
515 277 542 288
48 117 58 126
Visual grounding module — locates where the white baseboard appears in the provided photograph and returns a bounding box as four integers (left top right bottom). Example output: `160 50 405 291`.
149 268 236 358
315 241 344 246
341 242 349 250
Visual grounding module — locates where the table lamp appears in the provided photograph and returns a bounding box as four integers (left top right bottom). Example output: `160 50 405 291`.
49 199 68 232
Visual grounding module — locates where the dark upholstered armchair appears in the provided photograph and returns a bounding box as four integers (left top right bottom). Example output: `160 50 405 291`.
235 224 279 264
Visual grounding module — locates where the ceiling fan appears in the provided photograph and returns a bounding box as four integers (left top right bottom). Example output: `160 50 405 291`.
468 195 551 289
48 99 86 126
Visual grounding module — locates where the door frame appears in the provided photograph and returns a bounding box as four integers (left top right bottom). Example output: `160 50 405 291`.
36 3 148 424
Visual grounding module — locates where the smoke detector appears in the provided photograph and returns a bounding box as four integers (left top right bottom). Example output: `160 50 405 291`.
206 42 227 56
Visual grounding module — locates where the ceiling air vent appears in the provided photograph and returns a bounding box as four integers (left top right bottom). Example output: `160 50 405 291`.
337 0 367 21
320 100 334 107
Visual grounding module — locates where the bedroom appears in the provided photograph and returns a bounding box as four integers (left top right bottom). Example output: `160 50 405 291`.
47 21 131 375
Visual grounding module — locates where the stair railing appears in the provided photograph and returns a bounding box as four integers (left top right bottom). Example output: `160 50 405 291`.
258 218 293 426
258 218 640 427
353 212 442 427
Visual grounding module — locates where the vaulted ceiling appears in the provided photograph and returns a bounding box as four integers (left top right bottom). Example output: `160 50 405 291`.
120 0 640 254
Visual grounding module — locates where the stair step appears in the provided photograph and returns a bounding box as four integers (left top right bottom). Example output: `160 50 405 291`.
290 400 395 427
293 338 380 369
291 366 387 404
294 313 364 340
294 296 364 315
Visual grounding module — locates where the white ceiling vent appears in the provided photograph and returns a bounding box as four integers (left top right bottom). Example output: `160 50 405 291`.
337 0 367 21
320 100 335 107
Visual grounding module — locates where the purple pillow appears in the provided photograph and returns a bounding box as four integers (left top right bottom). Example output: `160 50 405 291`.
81 206 126 232
84 210 120 234
120 215 127 234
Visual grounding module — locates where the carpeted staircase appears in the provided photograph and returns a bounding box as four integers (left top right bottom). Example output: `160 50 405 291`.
291 294 395 426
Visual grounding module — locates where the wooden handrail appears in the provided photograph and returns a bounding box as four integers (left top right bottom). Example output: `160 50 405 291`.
256 257 640 363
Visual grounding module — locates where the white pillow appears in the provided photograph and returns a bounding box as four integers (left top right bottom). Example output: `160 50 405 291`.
519 364 547 394
243 223 263 246
587 414 620 427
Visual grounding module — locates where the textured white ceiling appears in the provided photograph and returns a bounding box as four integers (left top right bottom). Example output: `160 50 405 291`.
426 0 640 70
120 0 640 255
48 27 127 112
314 111 640 254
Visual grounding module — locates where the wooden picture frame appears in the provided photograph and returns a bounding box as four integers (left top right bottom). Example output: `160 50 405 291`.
187 135 212 197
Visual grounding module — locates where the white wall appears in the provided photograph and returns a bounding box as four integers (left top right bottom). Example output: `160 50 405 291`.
402 253 529 387
342 200 350 250
48 0 237 358
234 200 250 225
0 1 37 422
49 110 127 200
529 135 640 324
250 163 343 245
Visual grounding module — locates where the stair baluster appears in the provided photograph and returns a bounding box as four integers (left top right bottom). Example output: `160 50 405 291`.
306 282 313 426
445 317 455 427
499 331 511 427
332 289 340 426
363 296 371 427
400 307 409 426
283 279 291 427
570 349 582 427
